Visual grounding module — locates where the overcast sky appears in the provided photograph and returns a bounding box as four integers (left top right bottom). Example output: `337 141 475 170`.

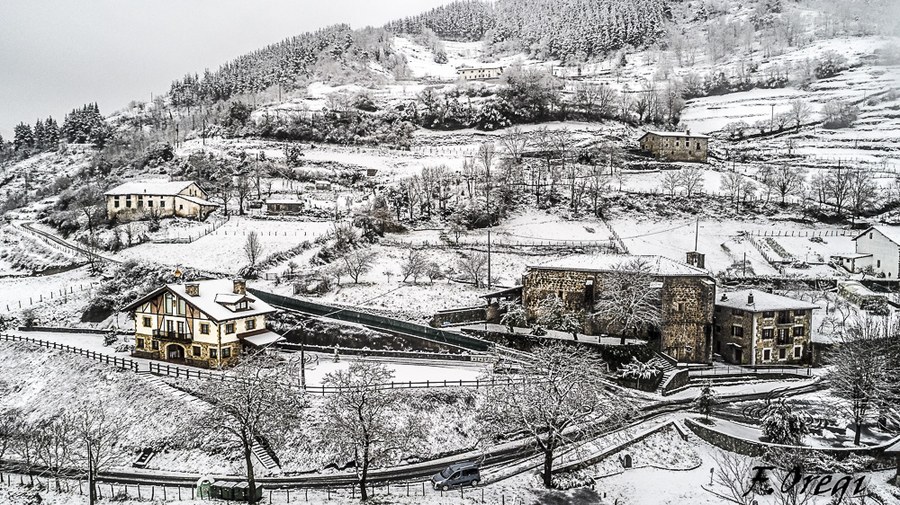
0 0 453 139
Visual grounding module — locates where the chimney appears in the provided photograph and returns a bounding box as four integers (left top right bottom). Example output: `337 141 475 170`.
185 283 200 297
686 129 691 136
720 293 728 302
686 251 705 269
748 292 754 305
233 278 246 295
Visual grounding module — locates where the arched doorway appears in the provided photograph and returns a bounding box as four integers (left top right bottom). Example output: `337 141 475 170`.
166 344 185 361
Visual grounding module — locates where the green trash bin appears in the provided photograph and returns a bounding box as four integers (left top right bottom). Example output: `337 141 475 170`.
213 481 238 500
232 482 264 502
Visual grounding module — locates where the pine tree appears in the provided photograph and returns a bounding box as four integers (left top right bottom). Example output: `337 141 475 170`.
13 122 34 151
33 119 45 150
695 381 718 421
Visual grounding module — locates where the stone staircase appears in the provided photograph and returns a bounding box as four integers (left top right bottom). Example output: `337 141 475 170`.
652 354 679 395
251 437 280 471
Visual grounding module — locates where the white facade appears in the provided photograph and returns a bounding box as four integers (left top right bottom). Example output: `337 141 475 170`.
854 226 900 278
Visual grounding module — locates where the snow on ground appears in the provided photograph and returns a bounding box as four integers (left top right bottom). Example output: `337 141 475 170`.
115 216 332 274
299 351 488 386
0 266 95 314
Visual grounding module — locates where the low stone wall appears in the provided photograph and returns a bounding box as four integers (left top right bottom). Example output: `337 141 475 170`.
277 342 473 361
17 326 109 335
429 306 486 328
684 418 897 469
660 369 691 396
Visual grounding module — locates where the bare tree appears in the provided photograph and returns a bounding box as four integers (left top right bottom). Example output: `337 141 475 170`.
592 258 662 344
827 315 894 445
400 249 427 283
204 352 306 504
788 99 812 130
847 169 879 222
0 409 16 462
480 343 625 488
342 249 376 284
244 231 263 267
36 413 76 492
661 171 682 196
500 126 529 165
320 361 425 501
712 450 758 505
76 402 128 503
457 250 488 288
235 174 252 215
770 164 807 205
680 167 705 198
826 165 853 217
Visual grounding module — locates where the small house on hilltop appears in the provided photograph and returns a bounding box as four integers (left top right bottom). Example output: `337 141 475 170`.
713 289 818 366
105 180 218 222
522 254 716 364
124 279 281 368
639 130 709 163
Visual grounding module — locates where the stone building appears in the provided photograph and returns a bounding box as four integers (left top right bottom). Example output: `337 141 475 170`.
456 66 505 81
124 279 282 368
639 130 709 163
713 289 818 366
105 180 218 222
265 198 305 215
522 254 716 364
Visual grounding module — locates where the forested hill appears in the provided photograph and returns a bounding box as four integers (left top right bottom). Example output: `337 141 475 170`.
385 0 670 61
168 25 403 106
168 0 670 105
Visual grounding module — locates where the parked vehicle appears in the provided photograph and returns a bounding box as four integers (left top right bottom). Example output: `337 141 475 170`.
431 461 480 491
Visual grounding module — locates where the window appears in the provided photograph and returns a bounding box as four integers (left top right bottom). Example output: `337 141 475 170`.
148 200 153 208
794 346 803 358
142 316 152 327
200 323 209 335
192 346 202 357
236 301 249 311
161 200 166 208
179 204 183 210
225 323 235 334
114 198 120 208
870 233 873 239
794 310 807 318
245 319 256 331
731 325 744 337
164 293 173 314
152 340 159 350
777 328 790 345
222 347 232 358
793 326 805 337
177 299 186 316
762 311 775 318
136 338 144 349
762 328 774 339
210 348 218 359
763 348 772 361
877 260 882 268
777 311 791 324
779 348 787 360
733 309 744 317
677 302 685 312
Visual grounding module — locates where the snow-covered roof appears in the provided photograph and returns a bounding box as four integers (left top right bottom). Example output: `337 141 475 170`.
266 199 304 205
457 66 504 72
177 194 218 207
125 279 276 322
242 330 284 348
528 254 710 277
830 252 872 259
639 130 710 140
105 180 196 196
852 225 900 245
716 289 819 312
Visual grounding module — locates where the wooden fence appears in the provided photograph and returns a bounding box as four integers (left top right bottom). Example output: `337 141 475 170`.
0 333 138 371
3 282 99 312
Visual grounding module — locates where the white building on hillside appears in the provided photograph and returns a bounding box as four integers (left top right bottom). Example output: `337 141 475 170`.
105 180 219 222
846 226 900 278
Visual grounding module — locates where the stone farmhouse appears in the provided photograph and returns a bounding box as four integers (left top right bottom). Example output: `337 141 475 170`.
522 254 716 364
105 180 219 222
456 66 505 81
713 289 818 366
842 225 900 278
124 279 282 368
639 130 709 163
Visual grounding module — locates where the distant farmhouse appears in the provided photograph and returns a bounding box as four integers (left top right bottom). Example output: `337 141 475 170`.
124 279 281 368
522 254 716 364
456 66 504 81
838 225 900 278
639 130 709 163
713 289 818 366
105 180 218 222
265 198 305 215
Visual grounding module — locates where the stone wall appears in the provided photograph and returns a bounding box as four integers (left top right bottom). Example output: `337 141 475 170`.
640 134 708 163
713 307 813 366
429 306 487 327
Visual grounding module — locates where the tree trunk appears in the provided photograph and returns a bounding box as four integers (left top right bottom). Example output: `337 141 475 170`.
359 443 370 501
541 446 554 488
854 418 862 446
242 434 256 504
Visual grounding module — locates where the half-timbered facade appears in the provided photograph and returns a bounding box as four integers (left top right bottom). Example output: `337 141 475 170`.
124 279 281 368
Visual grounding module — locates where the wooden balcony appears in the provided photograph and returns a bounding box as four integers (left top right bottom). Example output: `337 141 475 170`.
152 329 192 343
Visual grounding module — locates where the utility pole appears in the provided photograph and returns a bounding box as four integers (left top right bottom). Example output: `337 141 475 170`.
694 216 699 251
